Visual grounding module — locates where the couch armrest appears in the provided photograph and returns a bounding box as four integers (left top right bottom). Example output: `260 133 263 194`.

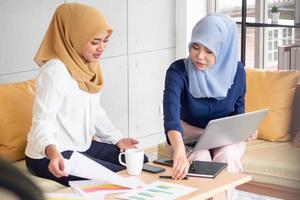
291 83 300 136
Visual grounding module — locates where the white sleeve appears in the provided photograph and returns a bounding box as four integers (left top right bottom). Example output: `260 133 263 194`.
94 95 124 144
29 62 66 157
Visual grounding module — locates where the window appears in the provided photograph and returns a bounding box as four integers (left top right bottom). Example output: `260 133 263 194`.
266 27 294 69
212 0 299 70
215 0 256 67
267 28 279 68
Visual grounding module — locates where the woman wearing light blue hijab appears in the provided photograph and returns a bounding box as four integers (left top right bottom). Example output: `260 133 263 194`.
163 14 251 196
185 13 238 99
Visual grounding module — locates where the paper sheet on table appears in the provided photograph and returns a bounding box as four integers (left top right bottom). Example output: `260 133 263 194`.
69 179 132 196
64 151 145 189
45 192 102 200
117 181 197 200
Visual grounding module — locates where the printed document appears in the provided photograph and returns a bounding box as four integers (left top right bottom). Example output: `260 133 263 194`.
64 151 145 189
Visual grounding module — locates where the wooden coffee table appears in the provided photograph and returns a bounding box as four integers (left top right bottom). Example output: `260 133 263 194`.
58 163 251 200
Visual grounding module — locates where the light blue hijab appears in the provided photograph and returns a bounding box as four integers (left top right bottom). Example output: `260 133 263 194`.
185 13 238 99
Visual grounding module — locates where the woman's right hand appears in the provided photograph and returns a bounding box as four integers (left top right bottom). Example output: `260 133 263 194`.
167 130 190 180
172 147 190 180
45 145 68 178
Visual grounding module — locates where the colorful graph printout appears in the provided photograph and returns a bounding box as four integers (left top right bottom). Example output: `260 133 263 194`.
80 183 128 193
69 180 131 196
117 181 197 200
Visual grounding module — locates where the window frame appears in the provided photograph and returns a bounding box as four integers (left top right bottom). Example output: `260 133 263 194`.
211 0 297 69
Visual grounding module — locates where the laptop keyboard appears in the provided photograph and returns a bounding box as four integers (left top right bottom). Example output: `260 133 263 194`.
185 141 197 148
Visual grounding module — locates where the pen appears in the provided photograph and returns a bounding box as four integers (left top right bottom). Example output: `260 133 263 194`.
191 161 197 171
159 175 188 180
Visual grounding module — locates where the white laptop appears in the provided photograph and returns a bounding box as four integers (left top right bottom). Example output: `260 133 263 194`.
184 108 269 151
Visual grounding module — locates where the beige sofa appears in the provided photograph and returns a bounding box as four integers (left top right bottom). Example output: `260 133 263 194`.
1 78 299 198
0 80 67 192
12 160 67 192
158 84 300 200
237 83 300 200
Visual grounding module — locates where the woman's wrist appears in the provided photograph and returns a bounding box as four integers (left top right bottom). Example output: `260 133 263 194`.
45 144 61 160
167 130 186 152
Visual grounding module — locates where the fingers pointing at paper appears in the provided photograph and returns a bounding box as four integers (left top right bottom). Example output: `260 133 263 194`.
172 148 190 180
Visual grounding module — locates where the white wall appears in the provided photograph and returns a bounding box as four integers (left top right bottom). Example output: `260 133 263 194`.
0 0 176 148
0 0 64 80
176 0 208 59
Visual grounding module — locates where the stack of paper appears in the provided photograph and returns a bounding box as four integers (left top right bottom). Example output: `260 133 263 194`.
45 192 100 200
64 151 145 189
62 152 197 199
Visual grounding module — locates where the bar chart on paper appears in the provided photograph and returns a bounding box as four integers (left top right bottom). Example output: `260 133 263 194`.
117 181 197 200
69 180 131 196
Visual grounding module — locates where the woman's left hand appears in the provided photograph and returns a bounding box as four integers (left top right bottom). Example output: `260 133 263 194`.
247 130 258 141
116 138 139 152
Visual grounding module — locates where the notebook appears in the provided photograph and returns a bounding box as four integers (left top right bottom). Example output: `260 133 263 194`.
187 161 227 178
153 159 227 178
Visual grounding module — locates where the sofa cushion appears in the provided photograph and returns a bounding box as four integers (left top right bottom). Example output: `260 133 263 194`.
292 131 300 147
291 84 300 137
245 69 300 141
241 139 300 189
13 160 66 192
0 80 35 161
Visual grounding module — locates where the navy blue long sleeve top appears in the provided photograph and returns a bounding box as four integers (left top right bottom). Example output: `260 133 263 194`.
163 59 246 144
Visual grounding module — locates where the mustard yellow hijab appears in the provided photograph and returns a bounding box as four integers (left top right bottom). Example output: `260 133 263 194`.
34 3 113 93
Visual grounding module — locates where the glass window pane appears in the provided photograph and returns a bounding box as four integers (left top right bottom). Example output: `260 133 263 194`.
268 53 272 62
268 41 272 50
218 0 256 68
274 30 278 37
274 52 278 60
283 29 287 37
296 29 300 44
265 27 297 70
216 0 299 70
267 0 295 20
268 31 272 37
245 27 255 68
218 0 256 22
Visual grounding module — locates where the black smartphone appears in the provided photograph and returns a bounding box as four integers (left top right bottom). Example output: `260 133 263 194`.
153 159 173 167
142 164 166 173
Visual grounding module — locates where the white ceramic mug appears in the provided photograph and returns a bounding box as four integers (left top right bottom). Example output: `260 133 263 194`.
118 148 144 176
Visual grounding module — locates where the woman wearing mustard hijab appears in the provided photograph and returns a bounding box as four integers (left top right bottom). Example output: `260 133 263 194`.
25 3 148 186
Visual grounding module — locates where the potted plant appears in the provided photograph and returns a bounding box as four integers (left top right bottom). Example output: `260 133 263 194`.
270 6 280 23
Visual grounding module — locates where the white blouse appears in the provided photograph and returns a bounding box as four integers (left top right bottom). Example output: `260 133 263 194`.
25 59 124 159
